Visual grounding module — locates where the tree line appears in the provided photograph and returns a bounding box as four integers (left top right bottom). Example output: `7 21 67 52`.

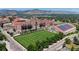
0 31 7 51
27 32 64 51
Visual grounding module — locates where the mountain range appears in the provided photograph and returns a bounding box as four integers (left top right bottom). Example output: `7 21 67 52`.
0 9 78 16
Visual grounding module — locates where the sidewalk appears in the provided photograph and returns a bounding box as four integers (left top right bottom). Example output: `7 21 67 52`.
0 27 27 51
4 31 27 51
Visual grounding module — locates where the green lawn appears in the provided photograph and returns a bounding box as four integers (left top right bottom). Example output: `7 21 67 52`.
14 30 57 49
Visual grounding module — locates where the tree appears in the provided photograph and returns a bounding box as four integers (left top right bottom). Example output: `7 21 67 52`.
10 32 14 37
13 28 16 32
65 38 71 44
76 25 79 31
62 43 66 48
39 23 45 28
47 35 57 44
0 23 4 28
35 21 38 30
9 17 13 22
73 36 78 43
0 33 6 41
0 32 7 51
58 32 64 39
71 46 74 51
75 47 79 51
0 43 7 51
28 24 32 30
36 41 44 51
21 25 28 30
73 36 79 45
39 23 43 28
41 40 49 48
21 25 28 33
27 44 36 51
46 37 53 45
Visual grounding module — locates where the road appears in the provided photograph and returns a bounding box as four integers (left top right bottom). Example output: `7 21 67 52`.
0 27 27 51
43 34 78 51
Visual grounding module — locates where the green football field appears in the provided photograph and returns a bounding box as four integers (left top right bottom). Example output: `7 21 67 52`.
14 30 57 49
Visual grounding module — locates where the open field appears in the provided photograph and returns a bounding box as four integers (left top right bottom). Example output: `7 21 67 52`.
14 30 58 50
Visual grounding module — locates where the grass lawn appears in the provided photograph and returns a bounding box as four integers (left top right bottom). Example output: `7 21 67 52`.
14 30 58 49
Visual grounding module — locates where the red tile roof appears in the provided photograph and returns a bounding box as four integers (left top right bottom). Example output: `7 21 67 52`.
12 18 26 26
12 18 54 27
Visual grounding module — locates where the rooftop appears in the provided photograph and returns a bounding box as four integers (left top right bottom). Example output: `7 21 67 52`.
57 23 73 31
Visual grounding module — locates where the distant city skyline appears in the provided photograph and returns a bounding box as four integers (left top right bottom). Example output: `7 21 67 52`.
1 8 79 12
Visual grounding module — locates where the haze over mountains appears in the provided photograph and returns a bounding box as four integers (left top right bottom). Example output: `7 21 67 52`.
0 9 79 16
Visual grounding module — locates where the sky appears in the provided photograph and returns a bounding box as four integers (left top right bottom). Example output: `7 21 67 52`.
1 8 79 12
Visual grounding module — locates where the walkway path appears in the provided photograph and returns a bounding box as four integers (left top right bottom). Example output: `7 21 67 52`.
0 27 27 51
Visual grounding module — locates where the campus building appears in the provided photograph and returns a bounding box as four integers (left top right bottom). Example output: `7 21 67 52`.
0 16 10 27
12 18 54 33
53 23 76 35
12 17 76 35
